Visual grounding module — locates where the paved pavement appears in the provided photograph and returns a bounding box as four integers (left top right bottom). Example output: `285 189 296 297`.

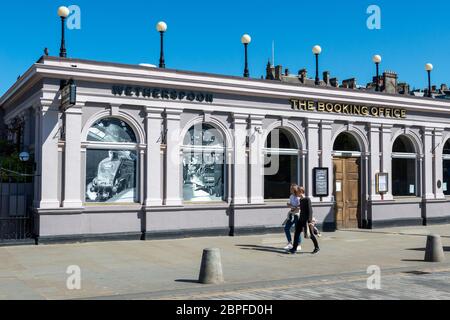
0 224 449 300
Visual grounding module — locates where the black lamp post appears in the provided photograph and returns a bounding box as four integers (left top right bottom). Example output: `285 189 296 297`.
425 63 433 98
156 22 167 68
373 55 382 91
312 45 322 85
241 34 251 78
57 6 70 58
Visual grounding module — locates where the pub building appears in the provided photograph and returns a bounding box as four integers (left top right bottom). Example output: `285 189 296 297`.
2 46 450 242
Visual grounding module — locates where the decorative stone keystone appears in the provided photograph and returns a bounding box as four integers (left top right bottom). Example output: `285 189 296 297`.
199 248 224 284
425 235 445 262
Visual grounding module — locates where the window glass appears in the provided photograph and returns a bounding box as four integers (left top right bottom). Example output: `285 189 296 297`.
393 136 415 153
182 124 225 202
88 118 137 143
86 149 138 203
392 159 416 196
333 133 360 152
264 128 299 199
444 140 450 155
264 154 298 199
444 160 450 196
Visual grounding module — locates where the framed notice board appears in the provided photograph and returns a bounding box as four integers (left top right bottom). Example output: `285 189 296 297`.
313 167 329 198
376 173 389 194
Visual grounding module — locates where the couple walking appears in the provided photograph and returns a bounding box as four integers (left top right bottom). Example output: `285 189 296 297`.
284 185 320 255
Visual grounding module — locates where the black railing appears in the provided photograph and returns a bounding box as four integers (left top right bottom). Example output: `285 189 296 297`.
0 161 35 241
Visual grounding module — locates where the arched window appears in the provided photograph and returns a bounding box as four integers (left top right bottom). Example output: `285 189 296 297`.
264 128 300 200
392 135 418 197
333 132 360 152
85 118 139 204
443 139 450 195
182 123 226 202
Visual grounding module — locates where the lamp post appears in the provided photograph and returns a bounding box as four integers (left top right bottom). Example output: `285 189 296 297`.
57 6 70 58
156 21 168 68
372 55 382 91
241 34 251 78
425 63 433 98
312 45 322 85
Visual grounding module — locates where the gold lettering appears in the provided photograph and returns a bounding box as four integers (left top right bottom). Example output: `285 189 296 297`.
354 105 361 115
371 107 379 116
326 103 334 112
378 107 385 117
362 106 369 116
318 102 325 112
385 108 391 118
334 104 342 113
308 101 315 111
393 109 401 118
290 99 299 110
401 109 407 118
342 104 349 114
299 100 308 111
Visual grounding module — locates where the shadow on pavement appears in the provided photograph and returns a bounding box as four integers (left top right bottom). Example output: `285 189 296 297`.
401 259 426 262
406 247 450 252
236 244 306 255
175 279 200 284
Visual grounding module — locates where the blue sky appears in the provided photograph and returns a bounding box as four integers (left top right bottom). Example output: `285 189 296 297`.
0 0 449 96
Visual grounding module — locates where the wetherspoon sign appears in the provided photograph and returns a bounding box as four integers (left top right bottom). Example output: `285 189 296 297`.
290 99 407 119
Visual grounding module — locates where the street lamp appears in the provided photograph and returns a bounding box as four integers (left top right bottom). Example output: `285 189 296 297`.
241 34 251 78
425 63 433 98
312 45 322 85
57 6 70 58
372 55 382 92
156 21 168 68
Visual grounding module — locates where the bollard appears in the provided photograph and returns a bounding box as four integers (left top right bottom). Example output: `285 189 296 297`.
424 235 445 262
198 248 224 284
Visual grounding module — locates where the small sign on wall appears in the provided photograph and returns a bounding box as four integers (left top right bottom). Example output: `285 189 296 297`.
313 168 329 198
376 173 388 194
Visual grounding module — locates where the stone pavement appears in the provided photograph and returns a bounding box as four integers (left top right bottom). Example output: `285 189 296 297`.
0 224 449 300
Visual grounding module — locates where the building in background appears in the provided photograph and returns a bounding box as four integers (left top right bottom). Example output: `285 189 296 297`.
1 56 450 243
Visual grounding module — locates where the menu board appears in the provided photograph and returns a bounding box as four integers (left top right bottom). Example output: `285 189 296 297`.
313 168 329 197
376 173 389 194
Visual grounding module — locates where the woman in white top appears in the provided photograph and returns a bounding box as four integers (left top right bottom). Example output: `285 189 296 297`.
283 184 303 251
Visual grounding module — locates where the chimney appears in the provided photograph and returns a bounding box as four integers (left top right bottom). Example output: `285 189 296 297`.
275 65 283 80
397 82 410 95
342 78 357 89
298 69 307 84
265 61 275 80
441 84 448 91
330 78 339 88
285 69 289 76
432 85 437 92
323 71 330 86
382 71 398 94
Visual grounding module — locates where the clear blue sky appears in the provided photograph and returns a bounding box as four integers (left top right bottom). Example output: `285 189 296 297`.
1 0 449 96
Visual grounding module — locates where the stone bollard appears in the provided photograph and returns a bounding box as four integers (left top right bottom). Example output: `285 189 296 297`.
424 235 445 262
198 248 224 284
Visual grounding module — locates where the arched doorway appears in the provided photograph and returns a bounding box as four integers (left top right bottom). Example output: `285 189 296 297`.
333 132 361 229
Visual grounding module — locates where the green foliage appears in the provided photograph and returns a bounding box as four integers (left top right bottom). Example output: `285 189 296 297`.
0 139 34 182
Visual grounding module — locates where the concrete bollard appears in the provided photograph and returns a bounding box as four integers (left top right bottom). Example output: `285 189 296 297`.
424 235 445 262
198 248 224 284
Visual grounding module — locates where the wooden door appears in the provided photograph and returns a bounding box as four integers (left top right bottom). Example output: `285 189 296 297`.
333 158 360 229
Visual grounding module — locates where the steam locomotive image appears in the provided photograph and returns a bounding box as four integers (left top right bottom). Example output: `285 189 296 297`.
86 151 136 202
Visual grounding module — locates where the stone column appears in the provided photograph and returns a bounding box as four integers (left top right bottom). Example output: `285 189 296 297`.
164 108 183 206
306 119 320 200
380 124 394 200
36 101 61 209
62 104 83 208
434 129 446 199
422 127 435 200
320 120 333 202
145 107 165 207
232 113 248 204
248 115 264 204
369 123 382 201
